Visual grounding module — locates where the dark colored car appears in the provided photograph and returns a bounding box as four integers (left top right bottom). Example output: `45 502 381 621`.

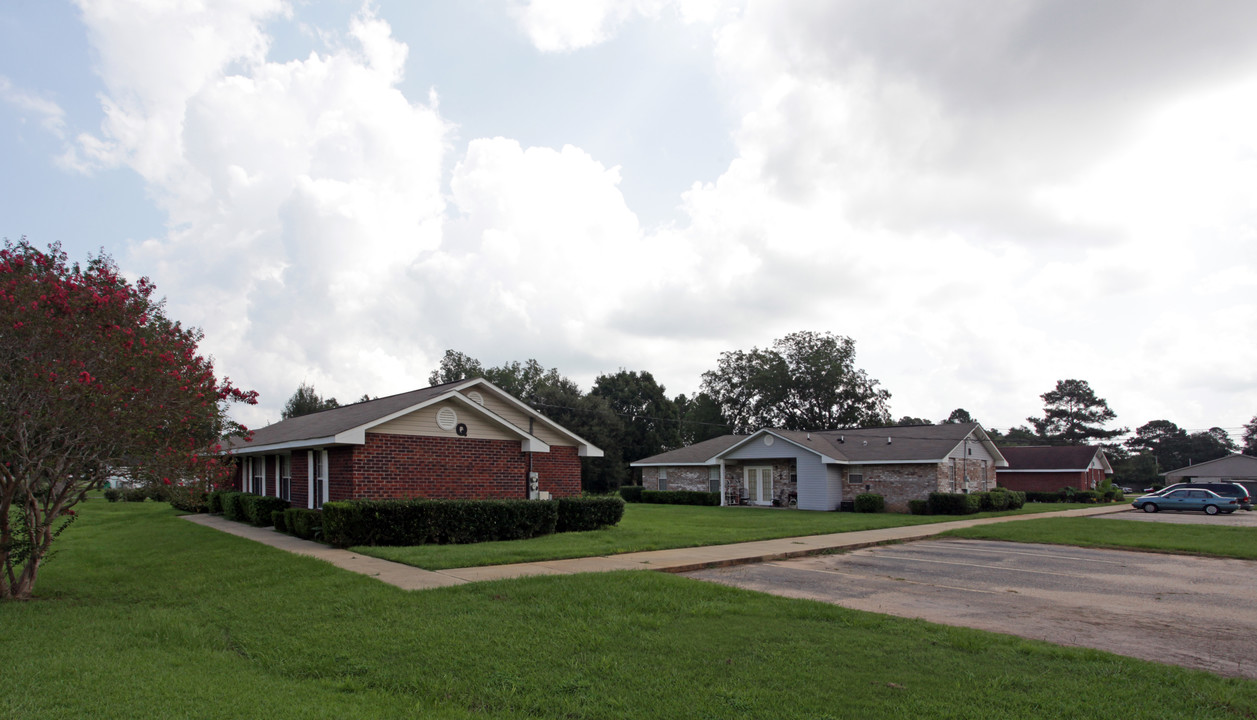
1132 488 1240 515
1147 482 1252 511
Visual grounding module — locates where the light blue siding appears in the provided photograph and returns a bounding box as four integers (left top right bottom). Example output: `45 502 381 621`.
723 437 839 511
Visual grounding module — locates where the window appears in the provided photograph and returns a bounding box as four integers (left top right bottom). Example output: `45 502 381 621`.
658 468 668 491
847 472 864 485
708 466 720 493
249 457 263 495
279 454 291 501
310 449 329 509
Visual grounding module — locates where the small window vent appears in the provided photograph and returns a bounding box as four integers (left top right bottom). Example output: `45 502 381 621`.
467 391 484 405
436 407 458 431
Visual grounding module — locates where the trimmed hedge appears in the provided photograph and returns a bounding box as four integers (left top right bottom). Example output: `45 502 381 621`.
618 485 644 503
103 488 122 503
556 496 625 532
928 492 981 515
168 491 208 514
122 488 148 503
220 491 246 522
286 508 322 541
1025 491 1064 503
907 499 928 515
240 494 290 527
320 499 559 548
853 493 885 513
272 510 288 534
640 490 720 506
208 489 227 514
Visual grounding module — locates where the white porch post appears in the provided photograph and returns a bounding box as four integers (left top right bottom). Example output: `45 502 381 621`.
719 461 726 507
307 450 315 509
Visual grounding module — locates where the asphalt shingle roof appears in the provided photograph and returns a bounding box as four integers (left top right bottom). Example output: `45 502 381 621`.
998 445 1101 471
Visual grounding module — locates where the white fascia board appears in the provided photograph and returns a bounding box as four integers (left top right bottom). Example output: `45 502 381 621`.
232 436 340 455
971 425 1010 467
456 378 603 457
997 468 1090 473
629 462 716 468
716 429 841 464
356 390 552 453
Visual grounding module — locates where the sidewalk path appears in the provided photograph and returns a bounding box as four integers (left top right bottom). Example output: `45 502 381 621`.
183 504 1130 591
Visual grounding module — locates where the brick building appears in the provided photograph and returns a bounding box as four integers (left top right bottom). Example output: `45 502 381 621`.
631 423 1006 512
995 445 1111 494
227 379 600 508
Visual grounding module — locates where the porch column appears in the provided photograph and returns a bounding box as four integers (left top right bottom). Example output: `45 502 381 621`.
719 460 726 506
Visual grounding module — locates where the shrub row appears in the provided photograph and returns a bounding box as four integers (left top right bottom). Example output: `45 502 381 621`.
556 496 625 532
208 490 289 527
106 486 168 503
853 493 885 513
1024 489 1124 504
926 488 1026 515
640 490 720 506
284 508 323 540
618 485 644 502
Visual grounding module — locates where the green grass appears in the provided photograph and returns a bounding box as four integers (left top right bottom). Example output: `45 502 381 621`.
354 501 1104 570
943 515 1257 559
2 500 1254 719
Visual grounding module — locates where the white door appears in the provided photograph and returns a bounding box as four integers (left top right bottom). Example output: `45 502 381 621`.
744 466 773 505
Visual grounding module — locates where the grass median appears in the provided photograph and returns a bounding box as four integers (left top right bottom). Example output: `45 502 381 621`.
356 501 1108 570
942 515 1257 559
3 500 1255 719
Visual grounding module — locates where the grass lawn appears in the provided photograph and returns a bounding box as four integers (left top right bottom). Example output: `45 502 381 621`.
2 500 1255 719
942 515 1257 560
355 501 1105 570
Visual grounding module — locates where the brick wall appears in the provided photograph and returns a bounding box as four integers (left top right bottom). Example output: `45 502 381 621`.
348 433 582 500
997 471 1091 493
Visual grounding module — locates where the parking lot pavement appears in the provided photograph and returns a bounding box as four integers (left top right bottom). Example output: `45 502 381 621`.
1105 507 1257 526
684 539 1257 679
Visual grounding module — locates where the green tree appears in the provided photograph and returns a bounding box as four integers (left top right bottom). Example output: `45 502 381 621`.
700 331 891 433
281 382 340 419
592 370 680 466
988 425 1041 446
0 240 256 600
896 416 934 426
1027 379 1127 445
1244 416 1257 456
1125 420 1235 472
675 392 732 446
942 408 974 424
427 349 484 385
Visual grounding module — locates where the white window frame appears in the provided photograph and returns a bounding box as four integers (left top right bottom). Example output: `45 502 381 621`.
744 466 773 505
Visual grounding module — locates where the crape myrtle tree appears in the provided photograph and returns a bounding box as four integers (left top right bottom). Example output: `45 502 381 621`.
700 331 891 433
0 240 256 600
1027 379 1128 445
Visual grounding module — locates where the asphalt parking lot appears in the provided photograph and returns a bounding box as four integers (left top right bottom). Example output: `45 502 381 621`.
685 539 1257 678
1109 505 1257 526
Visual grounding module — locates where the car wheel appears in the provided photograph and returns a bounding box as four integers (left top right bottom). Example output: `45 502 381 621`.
1142 503 1157 513
1205 504 1219 515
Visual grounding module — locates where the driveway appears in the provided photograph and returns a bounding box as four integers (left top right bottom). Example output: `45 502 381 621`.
684 539 1257 678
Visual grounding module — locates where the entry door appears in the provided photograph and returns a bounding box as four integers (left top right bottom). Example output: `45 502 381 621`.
745 466 773 505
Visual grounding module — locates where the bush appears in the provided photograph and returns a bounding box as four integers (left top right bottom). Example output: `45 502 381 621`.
122 488 148 503
641 490 720 506
618 485 644 503
239 495 290 527
320 499 560 548
220 491 246 521
1025 491 1063 504
272 510 288 533
556 496 625 532
287 509 322 541
853 493 885 513
208 489 227 514
1075 490 1100 503
907 499 929 515
1102 489 1117 502
103 488 122 503
168 491 208 514
928 492 981 515
145 484 170 503
981 490 1011 511
1001 489 1026 509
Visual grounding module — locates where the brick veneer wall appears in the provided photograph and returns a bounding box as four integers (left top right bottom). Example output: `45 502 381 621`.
348 433 581 501
648 463 799 506
997 470 1097 493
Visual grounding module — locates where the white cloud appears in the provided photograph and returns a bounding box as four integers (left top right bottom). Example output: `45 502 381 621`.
0 75 67 138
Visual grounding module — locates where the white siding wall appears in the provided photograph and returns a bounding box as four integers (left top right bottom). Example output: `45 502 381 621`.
373 400 517 441
466 391 572 446
945 434 998 462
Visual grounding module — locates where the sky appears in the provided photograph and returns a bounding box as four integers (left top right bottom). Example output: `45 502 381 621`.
2 0 1256 442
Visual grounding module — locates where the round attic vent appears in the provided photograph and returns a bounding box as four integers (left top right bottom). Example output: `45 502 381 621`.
763 435 774 446
436 407 458 431
467 391 485 405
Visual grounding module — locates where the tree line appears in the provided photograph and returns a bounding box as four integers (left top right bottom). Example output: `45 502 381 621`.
284 330 1257 492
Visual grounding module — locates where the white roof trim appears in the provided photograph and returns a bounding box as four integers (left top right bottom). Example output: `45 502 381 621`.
232 436 340 455
452 378 604 457
997 468 1111 474
715 429 843 464
358 390 551 453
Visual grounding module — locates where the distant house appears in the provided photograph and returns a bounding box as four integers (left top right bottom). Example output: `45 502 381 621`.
995 446 1112 493
226 379 602 509
630 423 1006 512
1163 453 1257 496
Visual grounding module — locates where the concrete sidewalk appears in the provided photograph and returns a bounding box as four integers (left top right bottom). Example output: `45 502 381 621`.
183 504 1131 591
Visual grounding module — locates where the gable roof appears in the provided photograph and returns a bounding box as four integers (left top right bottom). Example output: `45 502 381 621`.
631 423 1007 467
1163 453 1257 478
997 445 1111 473
229 378 602 457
